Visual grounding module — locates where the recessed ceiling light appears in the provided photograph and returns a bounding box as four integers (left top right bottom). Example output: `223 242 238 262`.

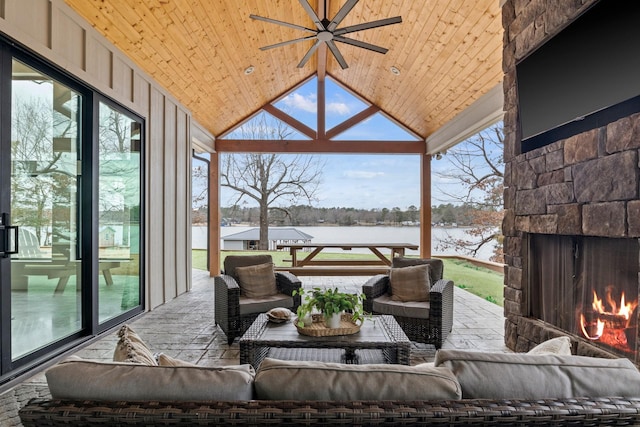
390 66 400 75
244 66 255 75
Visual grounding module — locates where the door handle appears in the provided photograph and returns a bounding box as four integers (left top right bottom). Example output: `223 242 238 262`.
0 213 18 258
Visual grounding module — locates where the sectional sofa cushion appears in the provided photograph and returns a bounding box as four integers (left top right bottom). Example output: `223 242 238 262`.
254 358 461 401
46 357 255 401
434 349 640 399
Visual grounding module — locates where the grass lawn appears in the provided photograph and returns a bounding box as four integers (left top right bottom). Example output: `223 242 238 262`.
192 249 504 306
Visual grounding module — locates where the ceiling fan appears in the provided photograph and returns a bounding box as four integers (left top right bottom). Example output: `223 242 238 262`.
250 0 402 70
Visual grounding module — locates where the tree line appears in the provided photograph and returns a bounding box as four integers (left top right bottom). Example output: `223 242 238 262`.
192 203 494 227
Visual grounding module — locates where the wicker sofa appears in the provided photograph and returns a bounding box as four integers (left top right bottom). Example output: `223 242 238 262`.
19 344 640 426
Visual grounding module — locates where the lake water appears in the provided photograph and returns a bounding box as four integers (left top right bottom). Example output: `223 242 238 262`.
192 226 498 261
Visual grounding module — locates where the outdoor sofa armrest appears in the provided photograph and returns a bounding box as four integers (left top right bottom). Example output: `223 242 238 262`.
362 274 389 313
275 272 302 308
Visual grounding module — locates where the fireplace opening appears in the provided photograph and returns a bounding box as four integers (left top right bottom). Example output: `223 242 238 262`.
529 235 639 362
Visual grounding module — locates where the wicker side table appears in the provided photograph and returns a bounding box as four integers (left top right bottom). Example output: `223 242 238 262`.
239 314 410 369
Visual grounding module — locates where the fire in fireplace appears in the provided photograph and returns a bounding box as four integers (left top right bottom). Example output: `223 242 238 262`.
529 235 639 362
579 286 638 354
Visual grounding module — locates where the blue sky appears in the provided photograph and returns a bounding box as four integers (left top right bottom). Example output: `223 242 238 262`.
219 77 478 210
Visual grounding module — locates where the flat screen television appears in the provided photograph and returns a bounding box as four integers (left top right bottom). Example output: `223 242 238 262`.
517 0 640 153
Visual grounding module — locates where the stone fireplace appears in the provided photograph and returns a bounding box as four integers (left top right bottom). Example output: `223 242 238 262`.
502 0 640 362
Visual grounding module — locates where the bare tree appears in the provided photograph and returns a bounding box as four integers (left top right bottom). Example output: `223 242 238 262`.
435 123 504 262
220 113 324 249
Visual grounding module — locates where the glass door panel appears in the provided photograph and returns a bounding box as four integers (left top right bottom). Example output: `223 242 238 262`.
97 102 141 323
10 59 82 359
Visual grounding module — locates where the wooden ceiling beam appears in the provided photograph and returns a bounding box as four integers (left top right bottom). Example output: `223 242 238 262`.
262 104 317 140
325 105 380 140
216 139 425 154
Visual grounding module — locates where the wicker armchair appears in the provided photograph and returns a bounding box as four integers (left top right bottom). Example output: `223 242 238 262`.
214 255 302 345
362 257 453 348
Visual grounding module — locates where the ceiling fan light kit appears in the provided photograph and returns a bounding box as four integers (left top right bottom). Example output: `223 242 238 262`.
250 0 402 69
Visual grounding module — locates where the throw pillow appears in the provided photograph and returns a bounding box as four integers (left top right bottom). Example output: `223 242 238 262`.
157 353 199 367
46 358 256 401
389 263 431 302
112 324 157 365
254 358 461 400
527 336 572 355
235 262 278 298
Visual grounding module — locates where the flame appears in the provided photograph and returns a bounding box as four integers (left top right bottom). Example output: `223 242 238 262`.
580 286 638 342
591 287 638 320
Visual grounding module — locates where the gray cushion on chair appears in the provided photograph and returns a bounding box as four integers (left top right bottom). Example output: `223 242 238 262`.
239 294 294 315
392 257 443 282
372 294 430 319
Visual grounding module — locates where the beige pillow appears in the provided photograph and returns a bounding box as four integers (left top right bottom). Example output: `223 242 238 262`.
528 336 572 355
389 263 431 302
254 358 461 401
157 353 199 367
112 325 157 365
46 357 255 401
235 262 278 298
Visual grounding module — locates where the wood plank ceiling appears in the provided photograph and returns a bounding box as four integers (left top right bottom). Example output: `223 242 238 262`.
64 0 503 144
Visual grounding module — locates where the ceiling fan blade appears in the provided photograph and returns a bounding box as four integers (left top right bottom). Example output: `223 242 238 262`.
327 0 359 32
250 14 317 34
259 35 317 51
326 40 349 69
333 36 388 54
297 39 322 68
298 0 325 30
333 16 402 36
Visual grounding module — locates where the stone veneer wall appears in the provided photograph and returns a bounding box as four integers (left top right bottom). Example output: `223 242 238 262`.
502 0 639 360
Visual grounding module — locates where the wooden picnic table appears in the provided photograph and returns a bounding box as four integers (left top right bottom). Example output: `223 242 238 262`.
275 243 419 275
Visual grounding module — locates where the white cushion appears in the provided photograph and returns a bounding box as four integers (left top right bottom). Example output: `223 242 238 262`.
528 336 572 355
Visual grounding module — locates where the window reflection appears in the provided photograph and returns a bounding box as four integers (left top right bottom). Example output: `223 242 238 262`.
10 59 82 359
98 102 142 322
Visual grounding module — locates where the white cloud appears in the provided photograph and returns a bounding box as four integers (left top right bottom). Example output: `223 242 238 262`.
327 102 351 115
344 170 385 179
282 93 316 113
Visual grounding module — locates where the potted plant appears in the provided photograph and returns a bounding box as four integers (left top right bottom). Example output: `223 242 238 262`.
293 287 365 328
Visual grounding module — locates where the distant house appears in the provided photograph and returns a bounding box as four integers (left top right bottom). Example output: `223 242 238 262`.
222 227 313 251
99 226 116 248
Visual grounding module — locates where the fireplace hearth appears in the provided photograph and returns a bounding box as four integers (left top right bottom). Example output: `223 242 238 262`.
529 235 639 361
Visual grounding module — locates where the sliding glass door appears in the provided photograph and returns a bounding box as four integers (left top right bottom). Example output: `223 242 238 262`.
9 59 84 359
0 44 144 381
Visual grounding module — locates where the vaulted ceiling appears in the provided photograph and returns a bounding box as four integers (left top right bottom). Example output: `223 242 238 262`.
63 0 503 149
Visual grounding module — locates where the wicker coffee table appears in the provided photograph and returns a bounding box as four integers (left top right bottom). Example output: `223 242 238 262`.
239 314 410 369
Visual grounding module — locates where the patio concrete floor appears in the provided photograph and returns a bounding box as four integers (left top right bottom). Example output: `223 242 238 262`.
1 269 510 426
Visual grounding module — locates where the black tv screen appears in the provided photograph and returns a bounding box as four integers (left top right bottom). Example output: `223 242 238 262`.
517 0 640 152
